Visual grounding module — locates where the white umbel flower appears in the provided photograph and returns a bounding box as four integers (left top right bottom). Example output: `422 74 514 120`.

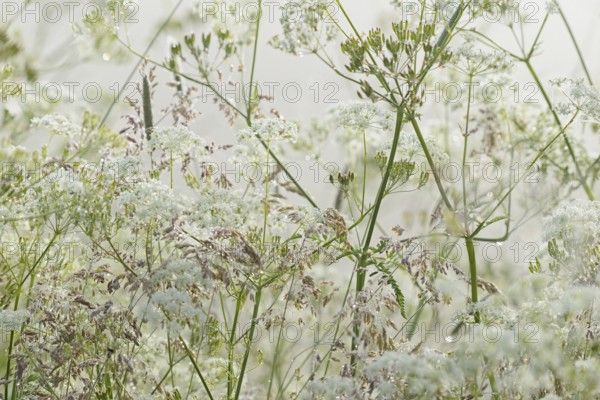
543 199 600 246
269 0 337 56
148 126 207 159
117 180 186 226
31 114 81 137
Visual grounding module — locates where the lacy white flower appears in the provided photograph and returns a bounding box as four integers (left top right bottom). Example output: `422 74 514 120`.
380 130 449 165
363 350 464 398
452 37 513 75
187 186 260 233
98 153 144 183
237 118 299 144
117 179 187 226
232 118 299 170
331 101 395 131
31 114 81 137
551 78 600 123
149 259 209 290
543 199 600 246
146 288 203 335
327 101 394 163
269 0 337 56
149 126 207 159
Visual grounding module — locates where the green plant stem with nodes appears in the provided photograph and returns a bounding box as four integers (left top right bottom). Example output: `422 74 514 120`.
350 106 404 368
409 117 454 211
465 235 479 321
340 1 465 371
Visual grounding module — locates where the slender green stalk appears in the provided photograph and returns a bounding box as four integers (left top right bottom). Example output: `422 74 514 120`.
350 107 404 369
409 117 454 212
246 0 263 124
227 294 244 399
462 74 474 229
524 60 594 200
179 337 215 400
465 235 480 323
234 286 262 399
266 275 296 399
556 2 593 85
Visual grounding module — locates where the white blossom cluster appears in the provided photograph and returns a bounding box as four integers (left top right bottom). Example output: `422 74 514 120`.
380 130 450 165
328 102 388 162
237 118 299 144
187 186 261 234
552 78 600 123
149 126 208 160
233 118 299 172
31 113 82 138
332 101 395 132
543 199 600 249
452 37 513 75
269 0 337 56
116 179 187 227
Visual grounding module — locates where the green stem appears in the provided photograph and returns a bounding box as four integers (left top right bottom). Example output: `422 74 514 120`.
179 336 215 400
234 286 262 399
524 60 594 200
462 74 474 229
266 276 296 399
351 107 404 369
556 2 593 85
246 0 263 124
227 294 243 399
409 117 454 212
465 235 480 322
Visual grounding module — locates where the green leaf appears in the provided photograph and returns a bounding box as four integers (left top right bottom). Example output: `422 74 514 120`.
529 257 542 274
